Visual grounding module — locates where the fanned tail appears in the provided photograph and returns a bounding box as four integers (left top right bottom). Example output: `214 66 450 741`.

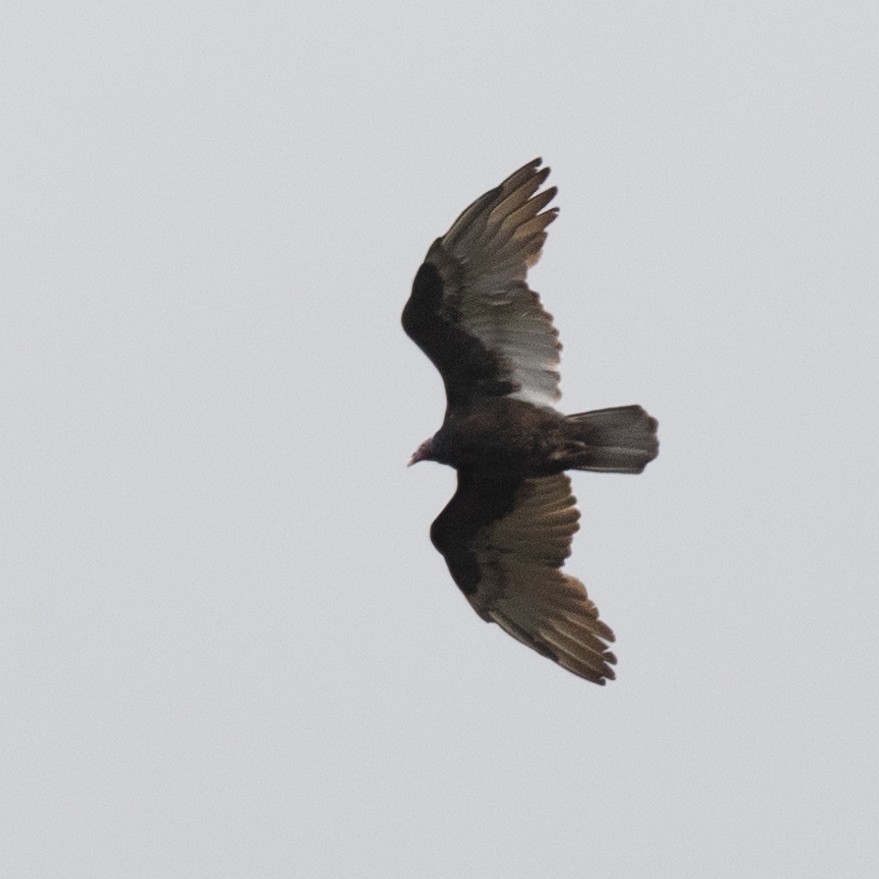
563 405 659 473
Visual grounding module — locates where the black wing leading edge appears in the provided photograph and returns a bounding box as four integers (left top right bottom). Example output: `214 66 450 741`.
402 158 563 411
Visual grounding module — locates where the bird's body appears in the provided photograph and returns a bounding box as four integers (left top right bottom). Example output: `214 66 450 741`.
417 397 563 474
420 397 655 477
403 159 658 684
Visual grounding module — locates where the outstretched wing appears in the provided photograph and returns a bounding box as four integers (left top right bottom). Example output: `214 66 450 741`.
402 158 563 412
430 471 616 684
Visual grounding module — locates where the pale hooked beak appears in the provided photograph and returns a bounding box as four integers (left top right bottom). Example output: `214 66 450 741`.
407 441 429 467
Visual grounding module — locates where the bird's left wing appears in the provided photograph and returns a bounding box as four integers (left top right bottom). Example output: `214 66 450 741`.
431 470 617 684
402 158 562 411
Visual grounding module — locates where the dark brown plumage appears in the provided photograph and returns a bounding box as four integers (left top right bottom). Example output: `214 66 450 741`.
402 158 658 684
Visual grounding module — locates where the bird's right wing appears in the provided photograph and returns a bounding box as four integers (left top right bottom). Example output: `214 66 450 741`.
402 158 563 412
430 470 616 684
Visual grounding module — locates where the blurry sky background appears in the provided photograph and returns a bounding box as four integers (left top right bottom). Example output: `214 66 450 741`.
2 3 878 877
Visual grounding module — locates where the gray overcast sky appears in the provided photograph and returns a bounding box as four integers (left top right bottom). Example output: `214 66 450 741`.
3 3 878 877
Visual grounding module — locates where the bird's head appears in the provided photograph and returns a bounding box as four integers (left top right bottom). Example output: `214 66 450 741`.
407 437 436 467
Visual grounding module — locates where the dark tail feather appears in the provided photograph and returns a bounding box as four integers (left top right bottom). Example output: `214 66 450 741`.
563 405 659 473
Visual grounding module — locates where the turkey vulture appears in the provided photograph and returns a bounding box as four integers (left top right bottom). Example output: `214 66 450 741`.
402 158 658 684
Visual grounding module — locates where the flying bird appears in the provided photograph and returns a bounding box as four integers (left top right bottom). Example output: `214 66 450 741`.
402 158 658 684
